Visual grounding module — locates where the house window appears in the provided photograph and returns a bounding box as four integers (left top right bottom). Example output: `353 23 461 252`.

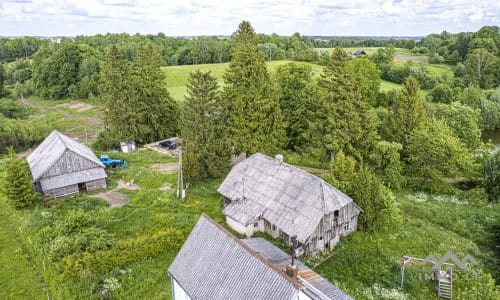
254 222 258 228
334 210 339 217
343 222 350 232
272 224 277 232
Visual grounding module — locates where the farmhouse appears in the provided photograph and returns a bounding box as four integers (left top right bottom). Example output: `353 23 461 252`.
218 153 362 255
27 130 107 197
168 214 353 300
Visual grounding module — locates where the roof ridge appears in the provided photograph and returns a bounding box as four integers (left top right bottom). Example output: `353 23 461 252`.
200 213 301 290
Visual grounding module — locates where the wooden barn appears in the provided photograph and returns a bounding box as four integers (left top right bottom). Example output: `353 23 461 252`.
218 153 362 255
27 130 107 198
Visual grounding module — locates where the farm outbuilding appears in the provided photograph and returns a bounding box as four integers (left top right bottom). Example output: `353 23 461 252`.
27 130 107 198
218 153 362 255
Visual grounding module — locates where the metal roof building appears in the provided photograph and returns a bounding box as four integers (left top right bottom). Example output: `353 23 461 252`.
27 130 107 197
168 214 353 300
218 153 361 254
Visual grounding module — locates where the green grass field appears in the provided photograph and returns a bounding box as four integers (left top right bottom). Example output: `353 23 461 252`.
163 60 309 101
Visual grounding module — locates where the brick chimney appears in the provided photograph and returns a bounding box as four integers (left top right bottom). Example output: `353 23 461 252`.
286 250 298 279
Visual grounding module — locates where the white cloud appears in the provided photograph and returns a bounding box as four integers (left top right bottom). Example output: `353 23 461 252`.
0 0 499 36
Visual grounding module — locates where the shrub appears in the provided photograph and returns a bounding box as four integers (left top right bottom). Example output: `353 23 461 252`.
59 229 184 277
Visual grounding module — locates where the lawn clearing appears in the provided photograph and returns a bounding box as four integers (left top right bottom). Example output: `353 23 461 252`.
163 60 320 101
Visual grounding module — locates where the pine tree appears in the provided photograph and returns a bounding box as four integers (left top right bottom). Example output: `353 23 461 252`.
182 70 230 177
222 21 285 156
134 42 178 142
384 76 427 147
1 147 37 209
303 48 378 162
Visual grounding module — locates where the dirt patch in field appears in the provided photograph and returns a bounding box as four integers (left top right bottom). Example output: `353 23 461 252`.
94 191 129 207
55 100 93 112
116 179 141 190
152 163 178 174
160 182 174 192
394 55 426 63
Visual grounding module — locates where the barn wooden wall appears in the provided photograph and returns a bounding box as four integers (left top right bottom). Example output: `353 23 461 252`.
86 179 107 191
43 150 100 179
44 185 79 198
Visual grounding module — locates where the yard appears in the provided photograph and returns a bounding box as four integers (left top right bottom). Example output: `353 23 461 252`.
1 145 498 299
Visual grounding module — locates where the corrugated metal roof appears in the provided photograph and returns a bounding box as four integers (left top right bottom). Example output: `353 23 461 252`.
27 130 104 181
242 238 354 300
218 153 359 243
40 168 107 191
168 214 300 300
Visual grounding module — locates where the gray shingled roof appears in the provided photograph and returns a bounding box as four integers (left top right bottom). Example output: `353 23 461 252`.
218 153 359 243
242 238 354 300
27 130 104 181
168 214 300 300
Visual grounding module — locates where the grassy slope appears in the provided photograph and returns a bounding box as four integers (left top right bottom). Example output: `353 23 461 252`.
0 197 46 299
314 194 499 299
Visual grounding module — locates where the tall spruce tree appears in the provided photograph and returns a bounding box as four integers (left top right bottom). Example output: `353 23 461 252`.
303 48 378 162
384 76 427 147
1 147 37 209
99 44 139 142
182 70 231 177
99 43 178 144
134 42 178 142
275 62 317 150
222 21 285 156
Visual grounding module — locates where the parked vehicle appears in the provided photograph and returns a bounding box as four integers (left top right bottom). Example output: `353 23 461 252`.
100 155 128 168
159 140 177 149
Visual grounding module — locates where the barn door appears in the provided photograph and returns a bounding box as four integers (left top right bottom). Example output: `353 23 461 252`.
78 182 86 193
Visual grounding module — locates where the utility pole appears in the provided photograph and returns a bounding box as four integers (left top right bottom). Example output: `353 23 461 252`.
177 145 185 200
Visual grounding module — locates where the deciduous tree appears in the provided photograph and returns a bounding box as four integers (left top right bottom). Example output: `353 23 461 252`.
405 119 472 191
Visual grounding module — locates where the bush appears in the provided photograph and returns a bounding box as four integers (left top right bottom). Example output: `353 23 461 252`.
459 187 489 204
58 229 184 277
0 98 34 118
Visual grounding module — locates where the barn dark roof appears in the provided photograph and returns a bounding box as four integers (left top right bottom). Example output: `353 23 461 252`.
218 153 361 243
242 238 354 300
168 214 299 300
27 130 104 181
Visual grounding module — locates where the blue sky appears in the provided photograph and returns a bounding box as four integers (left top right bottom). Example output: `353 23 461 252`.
1 0 499 37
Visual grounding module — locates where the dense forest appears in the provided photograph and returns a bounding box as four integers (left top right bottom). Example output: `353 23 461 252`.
1 22 499 299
